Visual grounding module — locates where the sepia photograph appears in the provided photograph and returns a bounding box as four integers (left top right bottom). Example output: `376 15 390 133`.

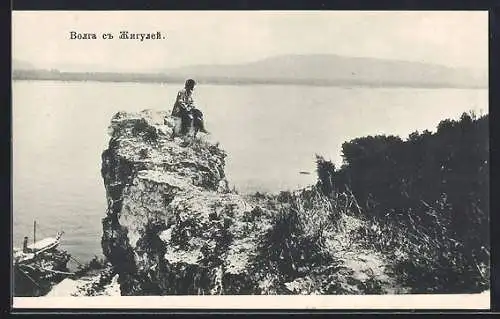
12 10 489 309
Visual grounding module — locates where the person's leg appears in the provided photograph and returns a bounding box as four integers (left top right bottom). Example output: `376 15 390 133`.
198 118 208 133
180 109 191 135
193 109 208 133
180 113 193 147
170 117 181 139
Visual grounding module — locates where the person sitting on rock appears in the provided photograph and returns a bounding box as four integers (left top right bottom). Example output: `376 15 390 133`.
171 79 208 137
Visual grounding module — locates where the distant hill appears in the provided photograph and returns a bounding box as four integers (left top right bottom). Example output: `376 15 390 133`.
12 54 487 88
162 54 487 88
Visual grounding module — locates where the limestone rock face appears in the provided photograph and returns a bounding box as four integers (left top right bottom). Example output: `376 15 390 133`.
100 110 272 295
100 110 406 296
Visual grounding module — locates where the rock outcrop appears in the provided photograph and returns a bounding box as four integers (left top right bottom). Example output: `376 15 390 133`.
100 110 275 295
100 110 406 295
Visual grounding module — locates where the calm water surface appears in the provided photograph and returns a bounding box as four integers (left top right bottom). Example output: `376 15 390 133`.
12 80 487 265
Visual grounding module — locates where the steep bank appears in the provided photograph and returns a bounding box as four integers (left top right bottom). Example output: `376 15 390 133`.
100 110 270 295
100 110 406 295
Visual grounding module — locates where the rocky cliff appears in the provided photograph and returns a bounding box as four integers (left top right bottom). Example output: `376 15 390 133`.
100 110 407 295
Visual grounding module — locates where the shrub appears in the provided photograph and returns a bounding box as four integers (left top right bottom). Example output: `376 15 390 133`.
252 187 340 288
318 112 489 293
74 255 110 277
131 118 159 144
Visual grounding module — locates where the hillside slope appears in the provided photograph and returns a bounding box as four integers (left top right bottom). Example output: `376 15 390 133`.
164 54 487 88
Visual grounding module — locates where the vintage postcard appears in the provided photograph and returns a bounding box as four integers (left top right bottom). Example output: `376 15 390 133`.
12 10 489 309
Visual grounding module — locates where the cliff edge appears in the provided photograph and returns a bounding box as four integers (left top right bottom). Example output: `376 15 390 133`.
100 110 407 295
101 110 274 295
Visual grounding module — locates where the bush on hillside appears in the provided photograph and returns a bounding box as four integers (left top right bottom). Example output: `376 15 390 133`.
316 112 489 293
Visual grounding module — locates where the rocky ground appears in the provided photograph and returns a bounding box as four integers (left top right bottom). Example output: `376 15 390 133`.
90 110 414 296
46 265 120 297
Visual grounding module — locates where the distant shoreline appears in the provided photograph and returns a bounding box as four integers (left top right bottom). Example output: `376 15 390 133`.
12 71 487 89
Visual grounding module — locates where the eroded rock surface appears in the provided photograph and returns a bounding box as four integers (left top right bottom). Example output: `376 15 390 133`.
100 110 405 295
101 110 276 295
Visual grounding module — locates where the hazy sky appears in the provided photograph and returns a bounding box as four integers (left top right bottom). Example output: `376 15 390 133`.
12 11 488 72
